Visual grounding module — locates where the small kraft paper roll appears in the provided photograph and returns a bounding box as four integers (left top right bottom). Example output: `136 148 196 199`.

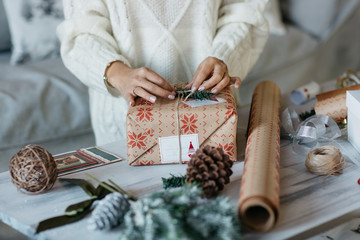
239 81 281 232
314 84 360 123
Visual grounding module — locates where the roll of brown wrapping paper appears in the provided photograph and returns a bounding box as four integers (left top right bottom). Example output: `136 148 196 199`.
239 81 281 232
314 84 360 123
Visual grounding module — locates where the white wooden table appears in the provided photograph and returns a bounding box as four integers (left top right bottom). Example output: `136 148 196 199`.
1 97 360 240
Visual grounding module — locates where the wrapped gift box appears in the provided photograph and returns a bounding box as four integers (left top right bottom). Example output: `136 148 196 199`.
126 86 237 166
346 90 360 152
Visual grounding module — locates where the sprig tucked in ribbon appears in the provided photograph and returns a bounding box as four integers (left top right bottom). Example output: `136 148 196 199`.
175 87 215 101
281 108 342 152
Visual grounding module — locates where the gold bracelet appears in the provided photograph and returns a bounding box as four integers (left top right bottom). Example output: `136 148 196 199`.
103 60 122 89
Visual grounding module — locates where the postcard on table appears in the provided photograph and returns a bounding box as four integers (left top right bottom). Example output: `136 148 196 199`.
55 146 123 176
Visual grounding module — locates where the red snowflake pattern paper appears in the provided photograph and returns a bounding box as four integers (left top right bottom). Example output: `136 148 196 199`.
126 86 237 165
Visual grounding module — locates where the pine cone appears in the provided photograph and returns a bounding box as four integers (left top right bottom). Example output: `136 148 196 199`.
185 145 233 198
88 192 130 231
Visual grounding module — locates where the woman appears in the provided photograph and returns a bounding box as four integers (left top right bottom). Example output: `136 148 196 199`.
57 0 269 145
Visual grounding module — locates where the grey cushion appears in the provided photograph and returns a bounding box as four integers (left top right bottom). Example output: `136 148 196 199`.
0 0 11 52
280 0 339 39
0 53 91 149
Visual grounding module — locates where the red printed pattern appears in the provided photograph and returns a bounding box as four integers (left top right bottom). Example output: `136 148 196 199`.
239 81 281 214
126 86 237 165
181 114 199 134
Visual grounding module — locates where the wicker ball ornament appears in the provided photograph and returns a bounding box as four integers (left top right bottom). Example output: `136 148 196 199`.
185 145 233 198
9 144 57 194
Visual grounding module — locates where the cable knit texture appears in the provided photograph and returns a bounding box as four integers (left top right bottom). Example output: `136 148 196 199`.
57 0 269 145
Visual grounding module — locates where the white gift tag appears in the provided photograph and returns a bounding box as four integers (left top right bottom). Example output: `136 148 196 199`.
183 97 226 108
158 134 199 164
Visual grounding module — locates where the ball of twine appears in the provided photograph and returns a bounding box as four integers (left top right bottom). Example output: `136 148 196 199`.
305 145 345 176
9 144 57 194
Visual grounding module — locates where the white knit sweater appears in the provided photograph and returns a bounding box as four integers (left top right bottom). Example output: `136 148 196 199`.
57 0 269 145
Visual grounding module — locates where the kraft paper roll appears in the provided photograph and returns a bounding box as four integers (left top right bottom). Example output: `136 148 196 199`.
314 84 360 123
239 81 281 232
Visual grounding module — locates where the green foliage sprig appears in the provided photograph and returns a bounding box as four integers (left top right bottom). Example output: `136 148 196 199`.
36 175 242 240
176 87 215 100
120 185 242 240
162 174 186 189
299 108 316 121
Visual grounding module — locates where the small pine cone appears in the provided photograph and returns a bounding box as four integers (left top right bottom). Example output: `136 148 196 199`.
185 145 233 198
88 192 130 231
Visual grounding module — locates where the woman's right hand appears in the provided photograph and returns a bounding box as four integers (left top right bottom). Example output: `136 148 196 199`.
106 61 176 106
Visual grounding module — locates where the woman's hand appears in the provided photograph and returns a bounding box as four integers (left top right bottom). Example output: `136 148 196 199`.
106 62 176 106
187 57 241 93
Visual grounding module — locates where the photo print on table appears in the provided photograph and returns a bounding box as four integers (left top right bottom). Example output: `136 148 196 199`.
55 146 123 176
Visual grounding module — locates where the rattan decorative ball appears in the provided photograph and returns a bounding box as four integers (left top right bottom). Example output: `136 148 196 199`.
185 145 233 198
9 144 57 194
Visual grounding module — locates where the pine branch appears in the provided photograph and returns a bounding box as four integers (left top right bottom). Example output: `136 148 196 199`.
299 108 315 121
162 174 186 189
176 87 214 100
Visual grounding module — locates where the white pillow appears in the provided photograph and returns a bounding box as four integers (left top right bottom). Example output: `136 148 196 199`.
264 0 286 35
3 0 63 64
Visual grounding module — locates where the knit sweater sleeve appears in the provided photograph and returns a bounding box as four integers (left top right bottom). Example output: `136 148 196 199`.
212 0 269 80
57 0 130 96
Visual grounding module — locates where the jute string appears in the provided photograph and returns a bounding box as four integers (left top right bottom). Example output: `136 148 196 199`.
9 144 57 194
305 145 345 176
174 86 195 164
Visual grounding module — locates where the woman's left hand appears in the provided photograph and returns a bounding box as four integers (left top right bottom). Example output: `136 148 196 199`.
187 56 241 93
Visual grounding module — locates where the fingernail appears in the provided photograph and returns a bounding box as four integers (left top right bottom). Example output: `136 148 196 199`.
198 86 205 91
168 94 175 100
191 86 197 92
211 88 217 94
150 96 156 103
129 101 134 106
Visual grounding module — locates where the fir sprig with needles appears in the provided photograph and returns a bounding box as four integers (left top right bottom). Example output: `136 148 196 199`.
175 87 215 100
162 174 186 189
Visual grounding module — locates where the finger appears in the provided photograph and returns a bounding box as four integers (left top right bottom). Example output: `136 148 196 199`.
230 77 242 88
191 61 213 92
133 86 157 103
185 82 192 89
138 67 175 92
139 80 176 100
187 57 213 89
125 94 136 107
211 75 231 94
198 64 225 92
